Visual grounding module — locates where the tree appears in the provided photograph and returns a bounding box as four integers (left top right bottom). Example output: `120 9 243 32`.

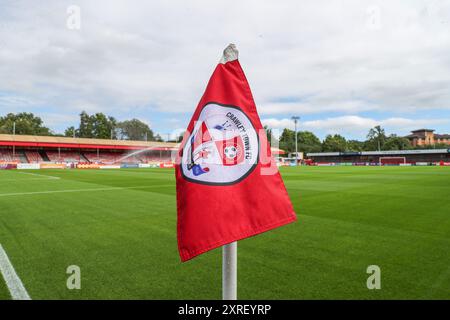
432 143 449 149
382 135 412 150
347 139 365 152
117 118 154 141
0 112 53 136
264 126 279 147
78 111 94 138
322 134 347 152
175 131 185 143
413 142 448 150
366 125 387 151
279 129 322 153
64 126 77 138
279 128 295 152
74 111 117 139
154 134 163 142
92 113 117 139
297 131 322 153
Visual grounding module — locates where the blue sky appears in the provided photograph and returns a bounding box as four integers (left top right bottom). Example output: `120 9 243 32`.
1 0 449 141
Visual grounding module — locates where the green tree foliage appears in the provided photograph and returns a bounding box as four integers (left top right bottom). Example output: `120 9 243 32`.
431 143 449 149
175 131 185 143
279 129 322 153
75 111 117 139
365 125 387 151
279 128 295 152
322 134 347 152
93 113 117 139
0 112 53 136
297 131 322 153
382 134 412 150
347 139 365 151
154 134 163 142
78 111 94 138
413 143 448 150
64 126 77 138
117 118 154 141
10 110 442 154
264 126 279 147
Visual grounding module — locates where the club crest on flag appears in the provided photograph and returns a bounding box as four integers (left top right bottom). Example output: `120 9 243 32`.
180 102 259 185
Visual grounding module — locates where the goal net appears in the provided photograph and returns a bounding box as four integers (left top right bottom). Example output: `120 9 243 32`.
379 157 406 166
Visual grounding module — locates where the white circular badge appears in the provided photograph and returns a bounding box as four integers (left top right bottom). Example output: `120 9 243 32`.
180 102 259 185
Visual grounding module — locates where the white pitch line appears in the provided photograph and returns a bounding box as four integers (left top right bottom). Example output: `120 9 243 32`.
0 244 31 300
0 185 173 197
16 171 60 179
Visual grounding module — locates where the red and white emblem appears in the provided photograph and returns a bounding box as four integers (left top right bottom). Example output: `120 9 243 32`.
180 102 258 185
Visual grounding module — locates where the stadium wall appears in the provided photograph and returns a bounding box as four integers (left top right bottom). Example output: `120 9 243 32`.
306 149 450 166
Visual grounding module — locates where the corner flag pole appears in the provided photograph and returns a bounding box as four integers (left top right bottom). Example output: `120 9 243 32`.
222 242 237 300
220 45 239 301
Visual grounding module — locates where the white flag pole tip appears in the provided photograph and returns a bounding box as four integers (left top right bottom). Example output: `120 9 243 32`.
220 44 239 64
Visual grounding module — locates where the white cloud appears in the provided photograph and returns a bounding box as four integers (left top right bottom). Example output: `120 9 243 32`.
159 128 185 141
258 100 379 115
262 118 295 130
43 113 80 127
262 115 449 139
0 0 450 133
167 118 181 123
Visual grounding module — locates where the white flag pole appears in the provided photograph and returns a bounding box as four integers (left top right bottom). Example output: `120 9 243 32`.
220 44 239 301
222 241 237 300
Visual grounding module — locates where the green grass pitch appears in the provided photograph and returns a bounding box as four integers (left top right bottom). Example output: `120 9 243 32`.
0 166 449 299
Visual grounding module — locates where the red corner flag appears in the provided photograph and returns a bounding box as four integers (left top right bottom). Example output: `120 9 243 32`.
176 44 297 262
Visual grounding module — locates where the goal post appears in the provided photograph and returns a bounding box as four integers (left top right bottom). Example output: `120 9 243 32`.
379 157 406 166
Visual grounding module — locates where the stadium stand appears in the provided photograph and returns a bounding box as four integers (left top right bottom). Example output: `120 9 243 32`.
25 150 44 163
83 152 122 164
82 152 171 164
121 155 141 163
139 154 171 162
46 151 82 163
306 149 450 165
0 149 22 163
0 134 178 164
